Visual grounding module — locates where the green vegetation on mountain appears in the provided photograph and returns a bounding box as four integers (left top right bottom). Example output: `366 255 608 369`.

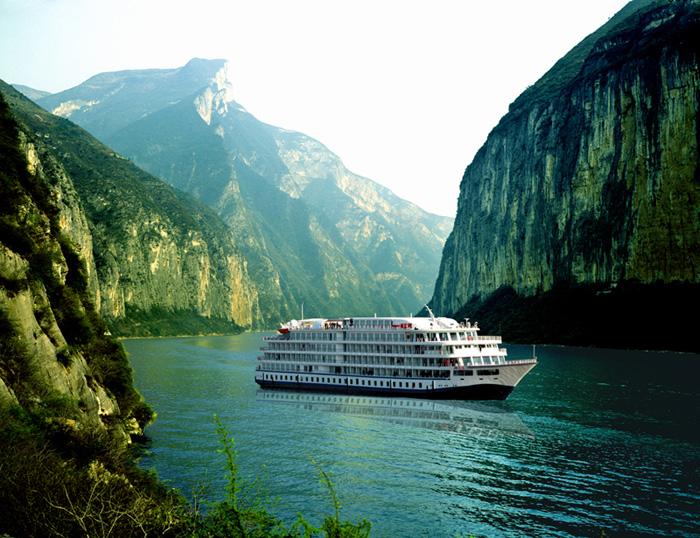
0 86 164 533
11 83 51 101
2 81 261 335
429 0 700 350
39 58 453 322
1 89 370 536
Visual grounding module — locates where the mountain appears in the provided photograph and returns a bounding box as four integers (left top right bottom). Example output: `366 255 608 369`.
39 59 453 320
0 87 206 536
1 81 261 335
0 86 151 453
12 83 51 101
428 0 700 351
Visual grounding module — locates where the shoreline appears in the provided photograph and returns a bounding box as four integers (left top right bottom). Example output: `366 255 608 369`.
117 329 273 341
118 332 699 355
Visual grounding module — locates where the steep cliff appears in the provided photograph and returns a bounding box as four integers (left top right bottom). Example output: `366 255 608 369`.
0 90 195 536
39 59 453 319
0 89 148 445
2 82 261 335
430 0 700 350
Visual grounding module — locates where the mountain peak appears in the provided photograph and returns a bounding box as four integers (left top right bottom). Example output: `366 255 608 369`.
179 58 230 86
39 58 236 137
189 59 235 125
182 57 227 70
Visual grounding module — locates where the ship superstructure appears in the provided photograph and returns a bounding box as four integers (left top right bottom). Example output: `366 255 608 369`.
255 315 536 400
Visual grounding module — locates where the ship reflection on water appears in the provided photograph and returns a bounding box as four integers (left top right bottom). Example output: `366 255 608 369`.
256 390 532 439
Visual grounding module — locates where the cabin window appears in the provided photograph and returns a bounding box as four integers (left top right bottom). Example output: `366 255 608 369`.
477 369 499 376
412 382 415 388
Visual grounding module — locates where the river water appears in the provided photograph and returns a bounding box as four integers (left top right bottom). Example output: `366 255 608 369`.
125 334 700 537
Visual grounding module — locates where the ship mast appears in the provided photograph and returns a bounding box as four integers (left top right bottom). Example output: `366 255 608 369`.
424 304 437 324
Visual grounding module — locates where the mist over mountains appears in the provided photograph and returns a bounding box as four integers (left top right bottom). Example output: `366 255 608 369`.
37 59 452 327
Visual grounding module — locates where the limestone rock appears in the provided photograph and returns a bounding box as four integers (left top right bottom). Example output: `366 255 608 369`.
3 81 262 334
38 58 453 320
429 1 700 348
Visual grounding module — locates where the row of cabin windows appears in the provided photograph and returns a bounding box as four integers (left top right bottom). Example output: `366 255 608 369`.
286 331 480 343
263 373 427 389
264 355 501 368
267 344 502 361
263 363 450 378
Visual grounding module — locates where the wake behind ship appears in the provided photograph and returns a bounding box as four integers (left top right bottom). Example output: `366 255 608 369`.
255 314 536 400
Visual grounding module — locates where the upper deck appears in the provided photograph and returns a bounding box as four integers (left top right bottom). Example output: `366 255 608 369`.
266 316 503 348
277 316 483 333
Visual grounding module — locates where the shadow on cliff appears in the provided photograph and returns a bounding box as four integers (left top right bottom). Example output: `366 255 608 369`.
453 280 700 352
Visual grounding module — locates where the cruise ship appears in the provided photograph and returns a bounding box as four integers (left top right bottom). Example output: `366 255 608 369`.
255 311 537 400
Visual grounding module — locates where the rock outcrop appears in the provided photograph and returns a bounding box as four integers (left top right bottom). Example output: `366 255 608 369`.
0 91 200 537
0 90 141 440
429 0 700 350
2 81 261 335
39 59 453 320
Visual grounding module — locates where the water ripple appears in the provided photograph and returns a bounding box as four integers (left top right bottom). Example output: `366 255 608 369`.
127 338 700 538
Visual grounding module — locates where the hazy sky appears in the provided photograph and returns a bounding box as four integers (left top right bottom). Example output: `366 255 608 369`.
1 0 628 217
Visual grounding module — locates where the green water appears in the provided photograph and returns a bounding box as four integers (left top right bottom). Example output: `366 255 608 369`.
125 334 700 537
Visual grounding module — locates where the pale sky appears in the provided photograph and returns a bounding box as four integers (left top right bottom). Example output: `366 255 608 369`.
1 0 629 217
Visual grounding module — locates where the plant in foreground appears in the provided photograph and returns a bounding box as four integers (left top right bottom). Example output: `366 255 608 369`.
198 415 371 538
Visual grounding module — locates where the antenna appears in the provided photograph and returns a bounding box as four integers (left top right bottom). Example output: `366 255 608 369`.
301 302 304 321
424 304 436 323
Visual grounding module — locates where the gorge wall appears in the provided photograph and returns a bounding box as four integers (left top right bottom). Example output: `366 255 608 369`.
1 82 261 335
0 90 196 536
0 90 146 444
39 59 453 322
430 0 700 350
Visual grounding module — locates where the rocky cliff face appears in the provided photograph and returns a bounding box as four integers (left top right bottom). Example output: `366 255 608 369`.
39 59 453 320
0 90 143 441
0 91 200 536
2 82 261 335
429 1 700 349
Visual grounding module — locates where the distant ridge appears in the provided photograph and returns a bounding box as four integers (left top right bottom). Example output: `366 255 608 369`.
12 83 50 101
38 59 453 322
2 80 262 335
